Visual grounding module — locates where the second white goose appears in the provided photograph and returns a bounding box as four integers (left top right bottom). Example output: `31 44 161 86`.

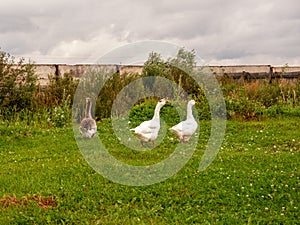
170 100 198 143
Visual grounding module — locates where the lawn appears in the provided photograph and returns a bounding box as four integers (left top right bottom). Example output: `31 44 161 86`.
0 114 299 224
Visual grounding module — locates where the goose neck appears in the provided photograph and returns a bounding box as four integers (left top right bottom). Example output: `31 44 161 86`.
152 104 162 120
186 104 194 120
85 100 92 118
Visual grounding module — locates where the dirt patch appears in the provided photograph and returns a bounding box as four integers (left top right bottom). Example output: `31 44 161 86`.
0 195 57 209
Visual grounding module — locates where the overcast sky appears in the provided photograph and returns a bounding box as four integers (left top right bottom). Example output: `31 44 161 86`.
1 0 299 65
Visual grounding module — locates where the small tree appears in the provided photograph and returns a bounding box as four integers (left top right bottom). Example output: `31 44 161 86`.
142 52 167 93
167 48 198 94
142 48 199 97
0 49 37 111
42 73 78 107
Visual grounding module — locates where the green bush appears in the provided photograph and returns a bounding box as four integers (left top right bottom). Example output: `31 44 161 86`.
49 93 72 128
128 98 181 128
142 49 201 98
34 73 78 109
225 95 262 120
194 89 211 120
74 67 141 121
0 49 37 112
96 72 141 119
219 75 300 120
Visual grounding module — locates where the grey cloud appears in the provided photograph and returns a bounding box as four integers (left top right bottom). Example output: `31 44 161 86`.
0 16 36 33
0 0 299 64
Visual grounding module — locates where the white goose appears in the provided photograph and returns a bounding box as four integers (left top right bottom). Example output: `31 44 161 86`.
79 97 97 138
170 100 198 143
130 98 168 146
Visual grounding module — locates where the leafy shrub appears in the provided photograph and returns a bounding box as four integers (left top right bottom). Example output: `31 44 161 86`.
220 76 300 120
128 98 181 127
166 48 200 95
34 73 78 109
0 49 37 112
225 95 262 120
49 93 72 128
96 72 141 119
262 105 284 117
74 67 142 121
142 49 201 98
128 99 159 127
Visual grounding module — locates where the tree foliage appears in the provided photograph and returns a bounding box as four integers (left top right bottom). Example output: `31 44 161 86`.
142 48 199 96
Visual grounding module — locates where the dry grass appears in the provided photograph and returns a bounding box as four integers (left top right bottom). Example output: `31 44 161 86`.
0 195 57 210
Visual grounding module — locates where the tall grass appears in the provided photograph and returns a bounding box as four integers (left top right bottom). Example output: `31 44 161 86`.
0 94 71 130
219 76 300 120
0 73 76 128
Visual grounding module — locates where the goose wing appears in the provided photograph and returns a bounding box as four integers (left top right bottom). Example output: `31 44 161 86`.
130 119 160 141
170 119 198 137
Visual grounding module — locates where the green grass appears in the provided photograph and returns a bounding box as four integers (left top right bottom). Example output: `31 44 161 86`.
0 114 299 224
